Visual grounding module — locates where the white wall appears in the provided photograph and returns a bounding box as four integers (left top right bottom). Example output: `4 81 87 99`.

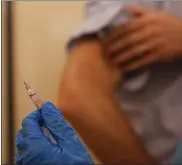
13 1 85 136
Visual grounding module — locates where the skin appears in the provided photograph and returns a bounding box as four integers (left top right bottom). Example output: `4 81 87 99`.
57 38 155 164
106 6 182 72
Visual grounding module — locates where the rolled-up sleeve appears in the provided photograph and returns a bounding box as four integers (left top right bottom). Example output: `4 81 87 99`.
67 1 130 50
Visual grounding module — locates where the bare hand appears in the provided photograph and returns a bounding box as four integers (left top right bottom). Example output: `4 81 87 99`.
107 6 182 72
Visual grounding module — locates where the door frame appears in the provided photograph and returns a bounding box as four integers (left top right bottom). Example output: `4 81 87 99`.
4 1 15 163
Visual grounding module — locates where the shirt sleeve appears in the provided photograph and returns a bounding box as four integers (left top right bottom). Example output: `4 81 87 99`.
67 1 131 50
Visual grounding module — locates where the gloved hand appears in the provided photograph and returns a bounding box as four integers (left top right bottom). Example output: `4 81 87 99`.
16 102 94 164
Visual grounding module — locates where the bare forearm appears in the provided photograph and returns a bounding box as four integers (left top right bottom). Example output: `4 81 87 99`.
61 94 154 164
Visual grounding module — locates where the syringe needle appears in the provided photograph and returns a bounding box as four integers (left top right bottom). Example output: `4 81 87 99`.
20 75 29 90
20 76 57 144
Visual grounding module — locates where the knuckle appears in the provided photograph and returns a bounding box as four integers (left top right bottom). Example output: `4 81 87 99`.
148 14 156 21
128 34 136 42
110 42 121 53
128 32 144 44
132 47 140 56
123 36 135 46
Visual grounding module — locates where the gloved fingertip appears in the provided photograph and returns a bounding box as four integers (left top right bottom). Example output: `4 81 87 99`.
42 101 62 115
42 101 55 108
173 140 182 164
27 110 41 118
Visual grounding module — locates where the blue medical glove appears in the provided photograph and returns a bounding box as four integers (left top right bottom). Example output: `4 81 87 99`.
173 139 182 165
16 102 94 164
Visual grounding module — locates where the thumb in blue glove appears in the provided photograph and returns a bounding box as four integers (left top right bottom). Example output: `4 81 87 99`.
16 102 94 164
173 139 182 165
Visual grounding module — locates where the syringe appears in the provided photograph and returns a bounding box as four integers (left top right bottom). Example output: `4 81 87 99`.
21 77 57 144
